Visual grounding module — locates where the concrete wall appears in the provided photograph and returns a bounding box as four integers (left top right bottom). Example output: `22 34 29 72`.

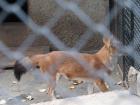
29 0 109 51
0 0 109 53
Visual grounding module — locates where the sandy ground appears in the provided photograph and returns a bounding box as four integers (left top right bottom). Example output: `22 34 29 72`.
32 90 140 105
0 55 123 105
0 66 123 105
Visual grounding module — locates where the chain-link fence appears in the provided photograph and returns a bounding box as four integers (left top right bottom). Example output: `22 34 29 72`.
116 0 140 83
0 0 140 105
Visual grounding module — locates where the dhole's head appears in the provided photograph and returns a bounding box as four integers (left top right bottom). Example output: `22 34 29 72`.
103 37 118 56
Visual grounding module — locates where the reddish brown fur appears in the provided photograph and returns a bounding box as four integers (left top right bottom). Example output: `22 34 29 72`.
27 37 117 96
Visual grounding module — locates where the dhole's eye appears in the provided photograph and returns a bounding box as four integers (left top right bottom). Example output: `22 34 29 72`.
36 65 40 68
111 44 115 49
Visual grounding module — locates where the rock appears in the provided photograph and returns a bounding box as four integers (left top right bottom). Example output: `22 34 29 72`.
26 95 34 101
73 80 83 85
38 89 47 93
12 81 18 84
69 85 75 90
0 99 6 105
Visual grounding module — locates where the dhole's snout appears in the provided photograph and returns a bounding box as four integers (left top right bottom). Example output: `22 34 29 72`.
111 39 124 56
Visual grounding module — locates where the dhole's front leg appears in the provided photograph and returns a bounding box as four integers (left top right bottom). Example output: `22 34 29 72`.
87 81 95 94
95 78 108 92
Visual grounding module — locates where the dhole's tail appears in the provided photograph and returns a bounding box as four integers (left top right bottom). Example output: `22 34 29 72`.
0 65 14 70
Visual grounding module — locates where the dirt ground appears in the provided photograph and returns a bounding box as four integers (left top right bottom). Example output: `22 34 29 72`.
0 55 123 105
0 66 123 105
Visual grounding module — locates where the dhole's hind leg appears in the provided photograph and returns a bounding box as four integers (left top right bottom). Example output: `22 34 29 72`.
56 73 62 84
47 78 57 100
46 74 57 100
95 79 108 92
47 85 56 99
47 74 62 99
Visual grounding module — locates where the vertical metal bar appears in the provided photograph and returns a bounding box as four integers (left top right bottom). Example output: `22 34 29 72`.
109 0 115 34
122 9 135 82
130 9 134 68
126 10 134 82
121 8 126 82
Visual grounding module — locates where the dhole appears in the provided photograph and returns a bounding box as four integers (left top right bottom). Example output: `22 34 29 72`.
3 37 119 98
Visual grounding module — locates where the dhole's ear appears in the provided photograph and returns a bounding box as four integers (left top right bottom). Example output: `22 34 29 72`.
103 37 111 47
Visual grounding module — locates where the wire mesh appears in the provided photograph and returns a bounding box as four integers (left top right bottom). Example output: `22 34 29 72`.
117 0 140 83
0 0 139 105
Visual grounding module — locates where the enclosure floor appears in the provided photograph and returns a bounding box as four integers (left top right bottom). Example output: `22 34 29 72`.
32 90 140 105
0 66 122 104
